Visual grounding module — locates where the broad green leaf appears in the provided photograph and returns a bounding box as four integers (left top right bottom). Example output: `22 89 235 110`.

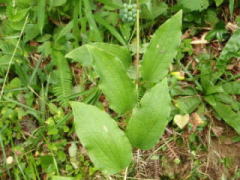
40 156 54 172
49 0 67 7
52 176 75 180
214 0 224 6
126 79 171 150
24 24 40 42
179 0 209 11
71 102 132 174
222 81 240 95
171 85 196 96
96 0 122 8
205 95 240 134
199 59 215 91
175 96 201 114
92 43 131 68
219 29 240 61
141 11 182 83
0 0 9 3
5 78 21 90
65 43 131 68
204 9 219 26
65 45 92 66
213 93 239 111
88 45 137 114
0 55 11 66
214 30 240 80
37 0 46 34
205 85 224 95
141 1 168 20
6 7 29 22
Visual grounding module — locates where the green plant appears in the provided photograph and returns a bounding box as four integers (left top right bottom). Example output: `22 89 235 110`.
172 28 240 132
68 10 183 174
1 0 240 179
52 52 73 107
67 1 240 175
179 0 209 12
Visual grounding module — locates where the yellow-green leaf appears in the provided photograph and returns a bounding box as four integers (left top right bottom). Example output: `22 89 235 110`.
141 11 182 83
126 79 171 149
71 102 132 174
65 43 131 68
205 95 240 134
37 0 46 34
88 45 137 114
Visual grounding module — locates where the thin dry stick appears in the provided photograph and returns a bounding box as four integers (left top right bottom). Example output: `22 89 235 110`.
162 136 178 159
146 138 173 161
205 113 213 174
135 149 141 175
0 14 29 100
136 149 140 165
124 166 128 180
113 174 156 180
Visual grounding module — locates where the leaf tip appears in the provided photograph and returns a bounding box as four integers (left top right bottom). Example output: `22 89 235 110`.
175 10 183 21
69 101 80 109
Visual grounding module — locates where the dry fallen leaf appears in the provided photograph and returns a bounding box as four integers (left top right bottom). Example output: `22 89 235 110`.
174 114 190 129
212 126 224 137
191 113 204 127
191 32 209 45
6 156 14 165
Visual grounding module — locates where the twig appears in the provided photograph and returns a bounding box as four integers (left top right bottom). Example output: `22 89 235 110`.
162 136 178 159
124 166 128 180
112 174 156 180
146 137 173 161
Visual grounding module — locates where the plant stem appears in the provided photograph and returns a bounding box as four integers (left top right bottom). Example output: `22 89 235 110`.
0 14 29 100
124 166 128 180
135 0 140 94
0 132 11 178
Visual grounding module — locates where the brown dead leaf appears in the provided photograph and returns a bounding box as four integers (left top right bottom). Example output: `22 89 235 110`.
29 41 39 47
182 29 191 39
212 126 224 137
190 113 204 130
226 22 238 32
191 32 209 45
